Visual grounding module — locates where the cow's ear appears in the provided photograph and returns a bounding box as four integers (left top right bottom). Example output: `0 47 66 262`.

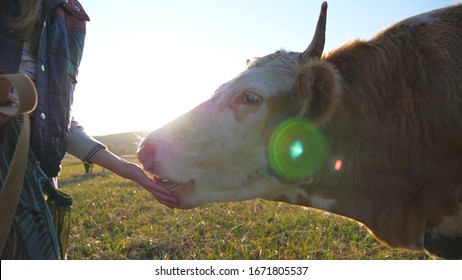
292 60 342 124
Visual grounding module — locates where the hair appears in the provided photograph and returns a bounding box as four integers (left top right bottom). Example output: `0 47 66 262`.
7 0 40 51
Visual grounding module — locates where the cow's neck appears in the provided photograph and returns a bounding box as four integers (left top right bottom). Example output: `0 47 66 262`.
271 108 430 250
272 158 427 250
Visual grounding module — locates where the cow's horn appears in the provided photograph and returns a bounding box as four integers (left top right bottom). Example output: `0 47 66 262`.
300 1 328 63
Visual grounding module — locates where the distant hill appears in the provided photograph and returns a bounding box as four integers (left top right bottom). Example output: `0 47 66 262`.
94 131 150 156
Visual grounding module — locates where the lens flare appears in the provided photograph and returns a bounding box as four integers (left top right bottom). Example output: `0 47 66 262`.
290 140 304 159
268 118 328 181
334 159 343 172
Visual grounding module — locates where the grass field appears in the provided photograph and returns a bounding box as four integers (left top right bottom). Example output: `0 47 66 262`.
60 156 431 260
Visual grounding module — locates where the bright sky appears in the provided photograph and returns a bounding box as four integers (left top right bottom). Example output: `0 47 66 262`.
74 0 457 136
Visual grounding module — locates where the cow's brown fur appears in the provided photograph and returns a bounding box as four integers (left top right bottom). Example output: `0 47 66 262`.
288 5 462 254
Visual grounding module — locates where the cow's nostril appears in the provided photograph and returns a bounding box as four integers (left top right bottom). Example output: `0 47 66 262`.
137 142 156 171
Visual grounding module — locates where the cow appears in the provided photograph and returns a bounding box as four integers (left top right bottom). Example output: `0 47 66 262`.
138 2 462 259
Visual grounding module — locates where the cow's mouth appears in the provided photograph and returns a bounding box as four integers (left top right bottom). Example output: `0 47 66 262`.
153 176 194 192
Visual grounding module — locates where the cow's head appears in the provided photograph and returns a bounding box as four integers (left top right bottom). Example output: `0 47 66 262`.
138 2 342 209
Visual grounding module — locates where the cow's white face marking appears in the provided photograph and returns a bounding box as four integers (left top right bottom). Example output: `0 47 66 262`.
138 51 306 209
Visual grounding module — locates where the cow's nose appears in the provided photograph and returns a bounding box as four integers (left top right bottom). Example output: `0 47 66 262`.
137 142 156 172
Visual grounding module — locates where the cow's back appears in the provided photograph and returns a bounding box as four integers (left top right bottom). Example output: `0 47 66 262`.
325 4 462 169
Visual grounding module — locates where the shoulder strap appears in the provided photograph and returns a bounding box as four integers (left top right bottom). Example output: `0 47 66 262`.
0 73 38 254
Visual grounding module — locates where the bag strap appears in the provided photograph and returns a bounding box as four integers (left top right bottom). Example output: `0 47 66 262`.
0 74 38 116
0 73 38 254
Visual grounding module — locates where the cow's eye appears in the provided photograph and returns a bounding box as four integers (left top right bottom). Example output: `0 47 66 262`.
243 92 262 105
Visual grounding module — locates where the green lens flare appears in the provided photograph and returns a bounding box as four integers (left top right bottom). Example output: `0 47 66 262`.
268 118 328 181
290 140 304 159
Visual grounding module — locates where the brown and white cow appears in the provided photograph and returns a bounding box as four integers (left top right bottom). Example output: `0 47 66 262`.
138 2 462 259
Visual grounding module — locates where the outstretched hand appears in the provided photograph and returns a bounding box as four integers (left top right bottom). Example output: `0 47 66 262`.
89 149 178 208
127 163 178 208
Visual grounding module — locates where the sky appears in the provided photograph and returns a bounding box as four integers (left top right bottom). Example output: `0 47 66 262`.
74 0 457 136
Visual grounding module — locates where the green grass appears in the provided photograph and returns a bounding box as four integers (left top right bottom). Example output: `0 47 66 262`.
60 156 431 260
